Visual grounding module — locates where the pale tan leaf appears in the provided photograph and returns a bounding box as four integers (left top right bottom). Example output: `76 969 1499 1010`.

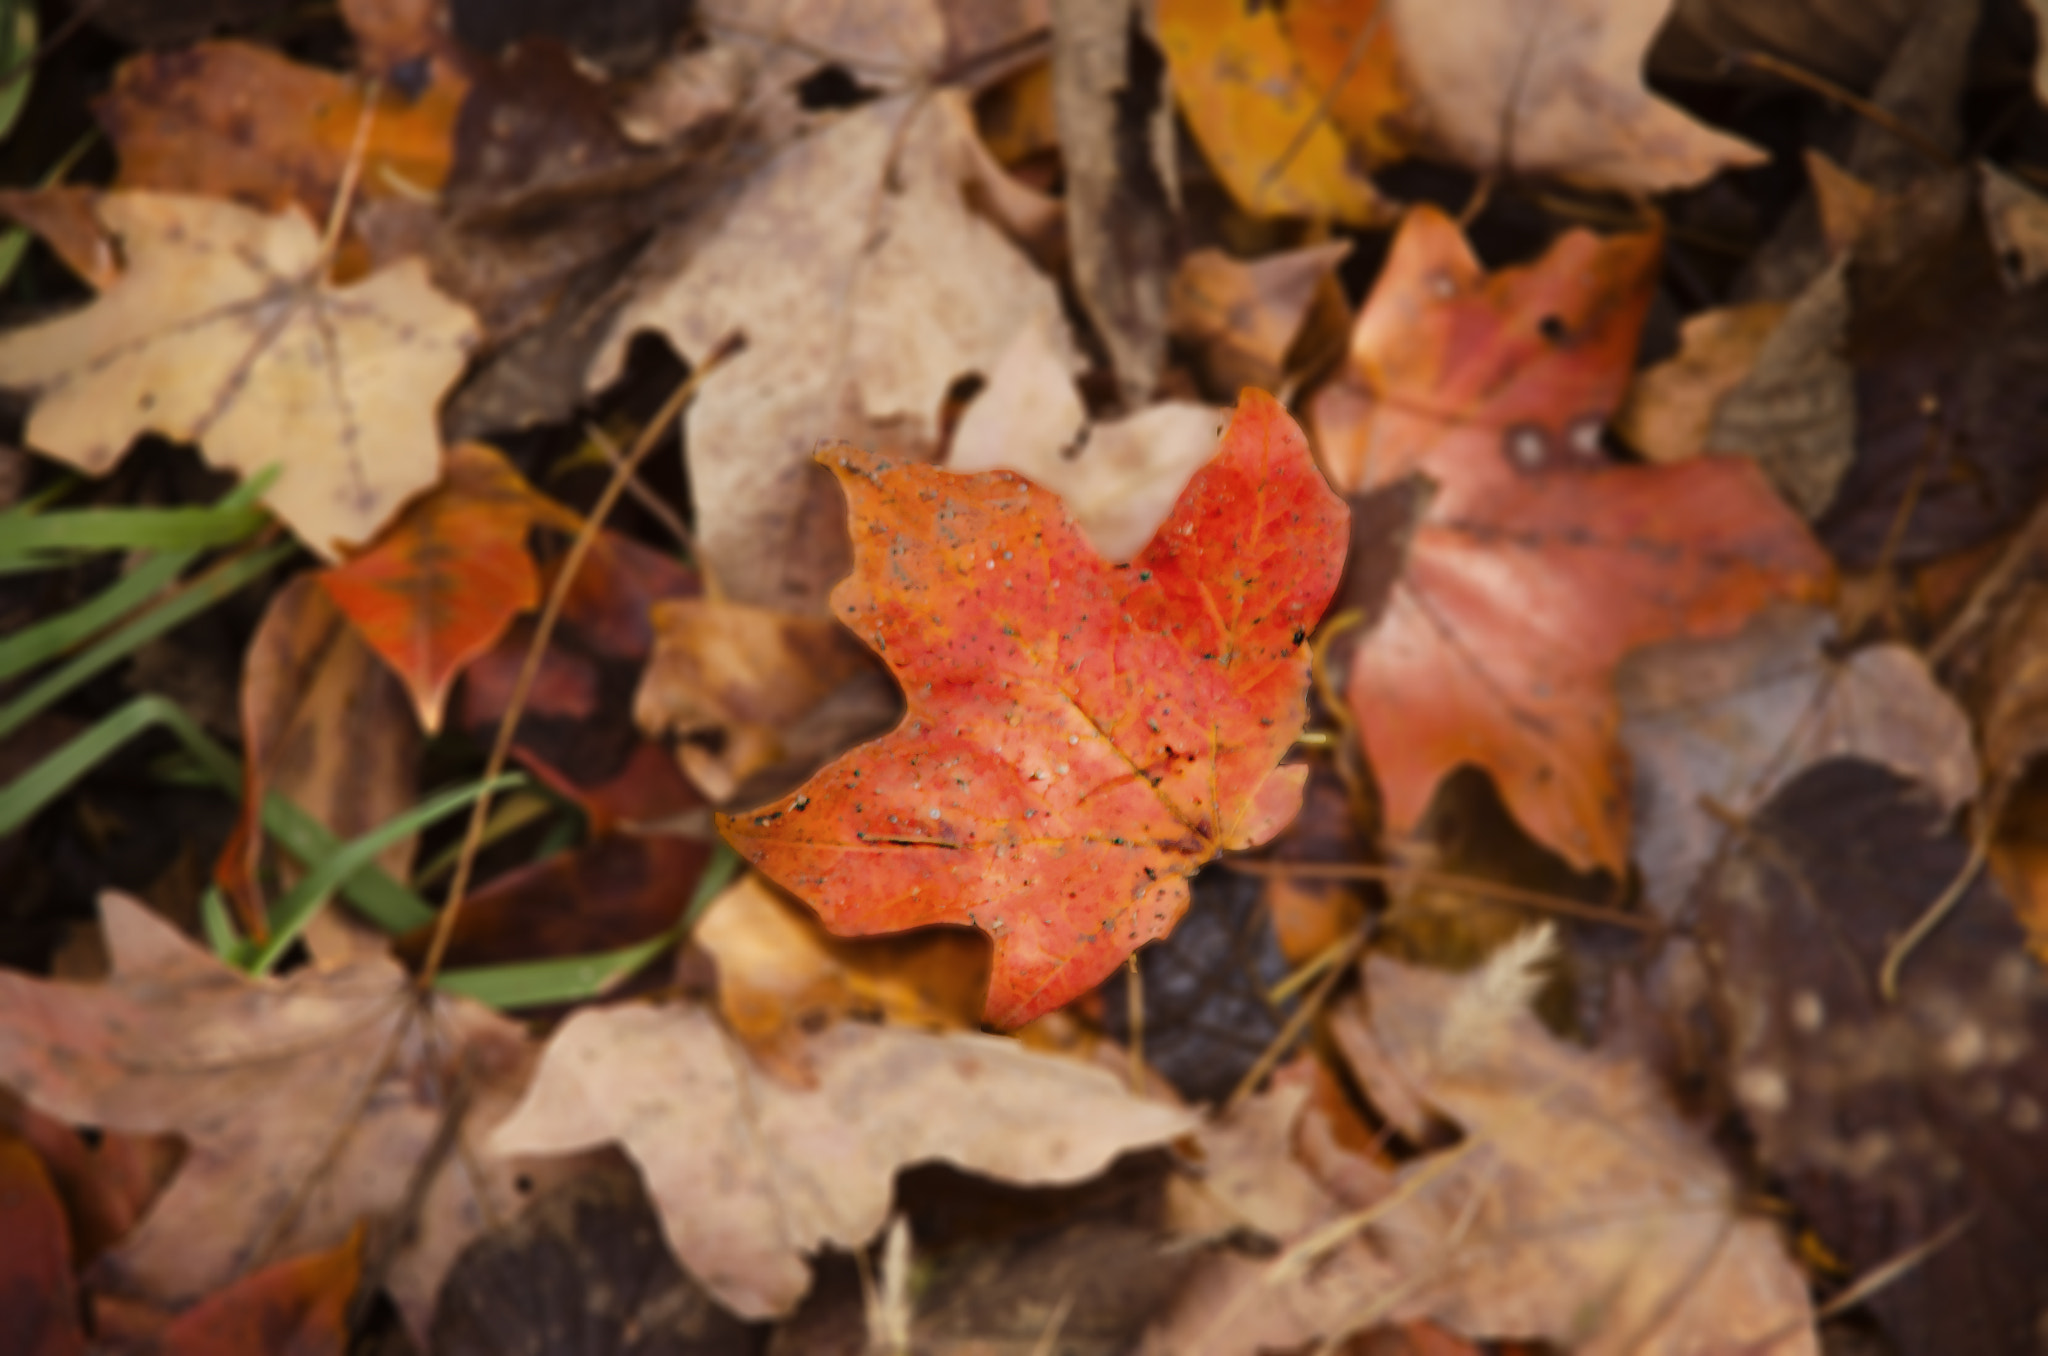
488 1000 1196 1319
0 192 477 558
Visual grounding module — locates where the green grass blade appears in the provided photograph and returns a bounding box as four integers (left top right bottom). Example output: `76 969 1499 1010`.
0 503 271 559
0 692 436 932
0 479 275 680
432 840 742 1010
0 539 295 742
432 927 683 1009
0 695 230 836
244 772 525 975
0 0 35 145
199 886 242 958
685 840 743 928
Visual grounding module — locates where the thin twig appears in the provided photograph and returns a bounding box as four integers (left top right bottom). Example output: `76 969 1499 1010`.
415 334 743 988
1878 814 1993 1001
1125 952 1145 1095
1258 7 1388 196
1223 927 1367 1112
583 420 696 560
1722 50 1953 169
319 75 382 271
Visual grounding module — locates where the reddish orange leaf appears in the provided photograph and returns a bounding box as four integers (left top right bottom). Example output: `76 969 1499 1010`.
1312 206 1832 872
0 1137 85 1356
322 444 575 733
719 391 1348 1028
150 1229 359 1356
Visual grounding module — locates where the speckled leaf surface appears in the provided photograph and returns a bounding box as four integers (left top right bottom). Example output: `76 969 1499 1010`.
718 390 1348 1028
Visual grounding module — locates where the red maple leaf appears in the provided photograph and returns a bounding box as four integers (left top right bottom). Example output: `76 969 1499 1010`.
1313 206 1833 872
719 391 1348 1028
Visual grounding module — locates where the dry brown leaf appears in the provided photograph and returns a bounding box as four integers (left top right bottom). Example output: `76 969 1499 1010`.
218 575 421 963
1140 1064 1417 1356
1979 162 2048 290
1295 0 1764 193
488 999 1196 1319
590 75 1071 609
1167 241 1352 399
0 894 557 1343
634 597 884 803
1617 602 1978 921
1325 938 1819 1355
0 192 478 558
1616 300 1786 463
692 873 988 1075
946 322 1224 560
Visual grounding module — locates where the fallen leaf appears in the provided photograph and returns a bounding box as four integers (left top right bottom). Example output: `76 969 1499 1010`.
1820 169 2048 568
217 574 422 953
98 41 458 227
721 390 1347 1028
1328 936 1820 1354
1167 241 1353 400
1155 0 1392 224
398 834 709 972
1700 259 1855 518
458 529 703 832
0 187 118 290
1694 759 2048 1354
0 894 546 1342
1099 867 1291 1105
0 192 479 559
1140 1063 1436 1356
1653 0 1916 92
148 1230 360 1356
1617 602 1978 920
1290 0 1766 193
947 322 1226 560
488 999 1198 1319
633 596 885 803
431 1164 758 1356
590 78 1073 610
323 443 579 733
1616 299 1787 464
693 873 988 1073
1980 162 2048 290
0 1136 85 1356
1314 206 1832 871
1051 0 1179 407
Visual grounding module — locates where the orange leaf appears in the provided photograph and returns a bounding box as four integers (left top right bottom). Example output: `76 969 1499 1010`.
322 444 572 733
151 1229 360 1356
719 390 1349 1028
98 40 460 228
1313 207 1833 872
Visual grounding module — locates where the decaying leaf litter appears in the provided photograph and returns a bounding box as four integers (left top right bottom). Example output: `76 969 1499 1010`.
2 0 2047 1351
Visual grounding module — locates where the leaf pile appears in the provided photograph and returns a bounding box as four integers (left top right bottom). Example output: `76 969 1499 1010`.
3 0 2048 1352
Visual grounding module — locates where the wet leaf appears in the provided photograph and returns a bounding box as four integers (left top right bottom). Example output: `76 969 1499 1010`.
1695 759 2048 1354
489 999 1197 1319
0 192 478 559
431 1164 759 1356
720 390 1347 1028
1315 206 1832 871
